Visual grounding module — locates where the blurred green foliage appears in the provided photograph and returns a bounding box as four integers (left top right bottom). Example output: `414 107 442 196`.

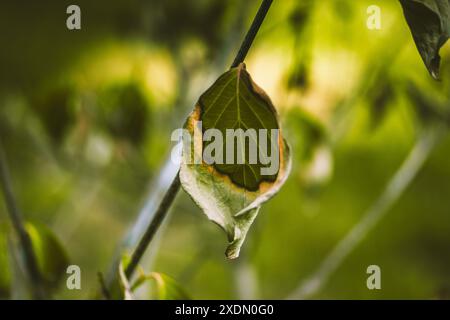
26 222 69 289
0 0 449 299
0 224 11 298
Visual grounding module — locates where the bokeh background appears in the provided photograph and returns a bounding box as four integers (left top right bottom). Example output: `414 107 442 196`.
0 0 449 299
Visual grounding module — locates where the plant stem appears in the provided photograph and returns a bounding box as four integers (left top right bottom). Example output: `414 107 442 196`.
122 0 274 281
124 174 181 279
287 125 446 299
231 0 273 68
0 140 46 299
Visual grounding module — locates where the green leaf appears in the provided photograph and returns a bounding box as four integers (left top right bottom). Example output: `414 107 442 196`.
25 223 69 289
118 258 189 300
180 63 291 259
0 224 11 299
139 272 190 300
399 0 450 79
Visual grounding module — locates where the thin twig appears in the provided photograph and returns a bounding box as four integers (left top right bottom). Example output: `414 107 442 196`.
121 0 275 281
124 175 181 279
231 0 274 68
0 140 46 299
287 125 446 299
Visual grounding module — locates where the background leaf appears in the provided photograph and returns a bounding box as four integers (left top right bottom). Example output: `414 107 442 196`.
144 272 190 300
0 224 11 299
25 223 69 289
400 0 450 79
118 256 189 300
180 63 291 259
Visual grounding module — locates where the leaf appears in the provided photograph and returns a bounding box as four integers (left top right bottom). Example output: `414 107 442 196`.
118 257 189 300
399 0 450 79
180 63 291 259
0 224 11 298
26 223 69 289
140 273 190 300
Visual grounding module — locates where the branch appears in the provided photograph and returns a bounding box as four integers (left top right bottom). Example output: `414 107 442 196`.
124 174 181 279
231 0 273 68
0 140 46 299
287 124 446 299
121 0 274 281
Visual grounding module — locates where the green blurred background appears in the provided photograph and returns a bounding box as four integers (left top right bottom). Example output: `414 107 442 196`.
0 0 449 299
